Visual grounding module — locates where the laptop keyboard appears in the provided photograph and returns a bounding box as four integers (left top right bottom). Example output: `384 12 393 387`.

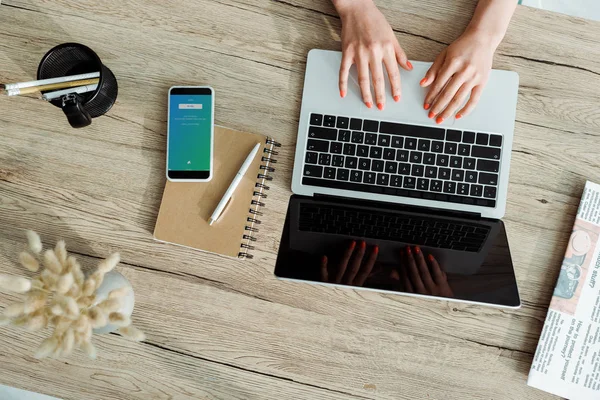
299 203 490 252
302 113 503 208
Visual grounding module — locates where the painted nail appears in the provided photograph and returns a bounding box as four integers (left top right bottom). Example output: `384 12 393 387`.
366 102 373 109
406 246 412 255
374 245 379 255
414 246 420 254
377 103 384 111
420 78 427 86
350 240 356 249
322 255 327 263
340 90 346 98
423 103 430 110
407 61 413 70
360 240 366 249
428 254 435 262
428 111 435 119
393 95 400 102
436 116 444 124
455 113 462 120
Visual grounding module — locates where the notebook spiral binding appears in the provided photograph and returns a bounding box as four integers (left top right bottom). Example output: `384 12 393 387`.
238 137 281 259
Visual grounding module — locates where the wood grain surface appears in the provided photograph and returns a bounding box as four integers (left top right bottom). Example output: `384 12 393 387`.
1 0 599 399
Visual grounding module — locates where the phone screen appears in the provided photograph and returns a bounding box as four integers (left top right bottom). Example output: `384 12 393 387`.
168 87 213 180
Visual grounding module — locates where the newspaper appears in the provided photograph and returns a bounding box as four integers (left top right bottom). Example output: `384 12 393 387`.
528 181 600 399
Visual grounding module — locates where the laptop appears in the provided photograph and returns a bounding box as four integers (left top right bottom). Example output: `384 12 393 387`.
275 49 521 308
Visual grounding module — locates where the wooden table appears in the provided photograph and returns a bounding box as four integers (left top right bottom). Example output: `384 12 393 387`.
1 1 599 399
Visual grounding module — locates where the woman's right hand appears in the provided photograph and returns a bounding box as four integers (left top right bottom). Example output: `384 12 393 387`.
334 0 412 110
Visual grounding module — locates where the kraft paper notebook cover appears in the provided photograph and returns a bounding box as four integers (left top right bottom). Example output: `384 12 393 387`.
154 126 280 259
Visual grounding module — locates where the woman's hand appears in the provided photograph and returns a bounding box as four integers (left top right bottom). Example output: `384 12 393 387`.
421 29 495 124
334 0 412 110
321 240 379 286
399 246 454 297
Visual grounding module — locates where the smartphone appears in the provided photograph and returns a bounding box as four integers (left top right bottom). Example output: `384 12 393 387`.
166 86 214 181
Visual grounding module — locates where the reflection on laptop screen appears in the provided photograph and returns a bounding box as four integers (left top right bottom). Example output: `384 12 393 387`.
274 196 520 308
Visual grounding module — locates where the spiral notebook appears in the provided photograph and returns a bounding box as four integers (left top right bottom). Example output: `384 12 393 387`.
153 126 280 259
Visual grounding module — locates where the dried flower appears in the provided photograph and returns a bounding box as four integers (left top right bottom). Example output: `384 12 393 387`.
118 325 146 342
19 252 39 272
24 290 47 313
73 315 89 333
26 230 42 254
0 274 31 293
108 287 130 299
43 250 63 274
4 303 25 317
55 240 68 267
61 329 75 356
82 279 96 297
40 269 59 289
97 253 120 274
90 271 105 291
88 307 107 328
24 310 48 331
81 341 96 360
63 296 79 317
108 312 131 327
35 337 58 359
56 273 74 294
98 298 122 313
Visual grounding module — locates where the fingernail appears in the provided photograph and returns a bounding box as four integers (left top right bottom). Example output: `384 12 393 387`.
393 95 400 102
428 254 434 262
322 255 327 263
455 113 462 120
436 116 444 124
407 61 413 70
340 90 346 98
350 240 356 249
366 102 373 109
414 246 420 254
428 111 435 119
423 103 430 110
374 245 379 254
406 246 411 255
420 78 427 86
377 102 384 111
360 240 366 249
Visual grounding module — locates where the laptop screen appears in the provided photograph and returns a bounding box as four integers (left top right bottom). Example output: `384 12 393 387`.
274 195 520 308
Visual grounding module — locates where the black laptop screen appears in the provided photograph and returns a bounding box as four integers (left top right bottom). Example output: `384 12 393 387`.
274 195 520 307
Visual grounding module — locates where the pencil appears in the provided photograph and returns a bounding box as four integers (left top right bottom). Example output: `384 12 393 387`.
6 78 99 96
3 72 100 90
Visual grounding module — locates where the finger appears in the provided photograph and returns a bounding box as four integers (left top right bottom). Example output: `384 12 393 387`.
320 255 329 282
430 74 468 124
357 57 373 108
427 254 446 284
354 245 378 286
399 250 414 293
413 246 436 293
334 240 356 283
438 82 473 121
456 85 484 119
394 41 413 71
406 246 426 294
420 49 446 90
339 51 353 99
424 62 459 116
383 51 402 102
369 56 386 110
344 240 366 284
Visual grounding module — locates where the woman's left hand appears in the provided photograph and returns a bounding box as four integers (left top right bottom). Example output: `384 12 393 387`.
420 29 496 124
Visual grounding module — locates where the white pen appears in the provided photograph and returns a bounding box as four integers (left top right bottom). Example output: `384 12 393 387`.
42 83 98 101
209 143 261 226
3 72 100 90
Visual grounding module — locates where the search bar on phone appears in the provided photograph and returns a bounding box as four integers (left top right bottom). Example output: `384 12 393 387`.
179 104 203 109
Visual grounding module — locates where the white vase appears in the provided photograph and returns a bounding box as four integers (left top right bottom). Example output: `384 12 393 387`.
91 270 135 334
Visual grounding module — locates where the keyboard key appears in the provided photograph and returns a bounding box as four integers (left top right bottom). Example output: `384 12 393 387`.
423 153 436 165
330 142 343 154
377 173 390 186
338 130 351 142
304 165 323 178
484 186 497 199
425 166 437 178
308 126 337 140
318 153 331 165
336 168 349 181
465 171 477 183
457 183 469 196
363 172 376 184
324 115 336 127
403 177 416 189
336 116 349 129
358 158 371 170
305 152 318 164
444 142 457 154
379 122 444 140
378 134 391 147
463 131 475 143
385 161 398 174
443 181 456 194
450 156 462 168
405 138 417 150
365 133 377 145
350 118 362 130
307 139 329 152
391 175 403 187
370 146 383 159
472 146 500 160
396 150 409 162
392 136 404 148
324 167 336 179
343 143 356 155
417 178 429 191
332 155 344 167
350 170 363 182
446 130 461 142
357 145 369 157
463 157 476 169
410 151 423 164
363 120 379 132
436 154 449 166
398 163 411 175
458 144 470 156
310 113 323 126
439 168 451 180
452 169 464 181
470 184 483 197
383 148 396 160
431 141 444 153
489 134 502 147
476 133 489 145
479 172 498 185
418 139 431 151
372 160 384 172
477 159 500 173
345 156 358 169
430 180 443 192
412 164 424 177
351 131 364 143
